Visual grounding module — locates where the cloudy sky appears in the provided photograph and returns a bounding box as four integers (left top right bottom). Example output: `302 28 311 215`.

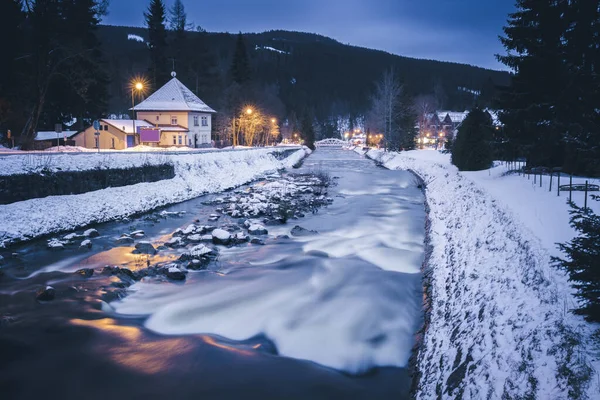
103 0 516 71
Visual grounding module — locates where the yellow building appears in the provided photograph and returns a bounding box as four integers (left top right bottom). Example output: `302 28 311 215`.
73 73 216 150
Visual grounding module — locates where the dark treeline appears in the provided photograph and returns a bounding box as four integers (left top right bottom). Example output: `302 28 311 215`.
497 0 600 177
0 0 509 149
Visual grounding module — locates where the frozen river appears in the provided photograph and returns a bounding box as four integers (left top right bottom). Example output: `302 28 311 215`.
0 149 425 399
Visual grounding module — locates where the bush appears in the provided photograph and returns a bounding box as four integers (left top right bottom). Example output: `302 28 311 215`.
451 108 494 171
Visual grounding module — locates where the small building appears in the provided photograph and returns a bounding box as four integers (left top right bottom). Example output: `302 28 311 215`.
34 130 79 150
133 73 216 148
74 119 154 150
73 73 217 150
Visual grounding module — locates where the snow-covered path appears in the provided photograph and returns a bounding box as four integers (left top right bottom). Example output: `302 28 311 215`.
363 149 599 400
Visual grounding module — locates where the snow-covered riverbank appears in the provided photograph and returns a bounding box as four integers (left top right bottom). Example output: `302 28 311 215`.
0 148 309 248
361 148 599 400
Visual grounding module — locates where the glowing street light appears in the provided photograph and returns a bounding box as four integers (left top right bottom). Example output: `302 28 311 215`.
246 108 253 115
271 118 276 124
130 78 146 147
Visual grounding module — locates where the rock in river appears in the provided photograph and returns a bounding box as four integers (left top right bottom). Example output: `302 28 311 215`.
134 241 157 255
290 226 319 237
36 286 56 301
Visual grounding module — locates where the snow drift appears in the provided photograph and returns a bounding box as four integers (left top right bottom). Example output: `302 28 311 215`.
362 149 598 399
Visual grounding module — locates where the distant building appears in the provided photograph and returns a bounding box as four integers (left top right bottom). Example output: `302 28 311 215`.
34 130 79 150
417 110 501 149
73 73 216 150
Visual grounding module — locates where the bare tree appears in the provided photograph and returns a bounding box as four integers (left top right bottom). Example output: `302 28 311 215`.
413 94 438 134
368 68 408 149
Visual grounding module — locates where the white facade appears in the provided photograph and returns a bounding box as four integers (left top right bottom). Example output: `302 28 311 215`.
132 75 216 147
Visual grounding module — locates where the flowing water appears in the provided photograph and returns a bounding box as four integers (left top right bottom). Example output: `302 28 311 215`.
0 149 425 399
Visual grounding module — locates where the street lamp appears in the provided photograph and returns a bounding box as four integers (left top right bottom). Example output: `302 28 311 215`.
131 79 145 147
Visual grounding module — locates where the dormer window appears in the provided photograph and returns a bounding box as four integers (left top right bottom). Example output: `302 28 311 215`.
171 116 178 125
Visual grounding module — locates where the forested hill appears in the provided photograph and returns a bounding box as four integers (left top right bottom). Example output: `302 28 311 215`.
98 25 510 119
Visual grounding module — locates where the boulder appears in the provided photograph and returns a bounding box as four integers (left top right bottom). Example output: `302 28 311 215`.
179 244 217 261
212 229 232 245
250 238 265 245
36 286 56 302
47 239 65 250
134 241 157 255
76 268 94 278
166 237 186 248
187 234 203 243
290 226 318 237
80 239 92 249
116 235 135 245
235 233 250 243
83 229 100 238
248 224 268 235
166 266 186 281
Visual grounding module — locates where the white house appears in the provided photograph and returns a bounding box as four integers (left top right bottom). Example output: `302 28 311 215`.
132 73 216 147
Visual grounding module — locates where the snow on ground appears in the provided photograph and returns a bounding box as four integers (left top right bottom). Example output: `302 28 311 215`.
361 148 599 399
0 147 310 247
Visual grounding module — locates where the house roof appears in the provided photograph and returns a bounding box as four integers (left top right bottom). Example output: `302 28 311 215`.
132 77 216 113
35 131 78 141
437 111 469 124
101 119 155 134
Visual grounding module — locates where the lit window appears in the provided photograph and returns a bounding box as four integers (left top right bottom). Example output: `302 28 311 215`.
201 116 208 127
171 116 178 125
172 135 176 145
178 135 182 145
193 116 199 127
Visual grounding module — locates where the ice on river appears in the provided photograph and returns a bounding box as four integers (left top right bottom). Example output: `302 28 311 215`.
112 149 425 374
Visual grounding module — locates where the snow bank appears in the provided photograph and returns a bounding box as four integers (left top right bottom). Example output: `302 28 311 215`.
363 149 599 399
0 148 310 247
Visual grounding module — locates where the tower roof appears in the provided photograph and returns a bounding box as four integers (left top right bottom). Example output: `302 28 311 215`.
133 77 216 113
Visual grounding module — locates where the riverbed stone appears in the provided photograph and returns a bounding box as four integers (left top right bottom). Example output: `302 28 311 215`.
76 268 94 278
248 224 268 235
80 239 92 249
290 226 319 237
84 229 100 238
134 241 157 255
166 266 186 281
212 229 232 245
36 286 56 302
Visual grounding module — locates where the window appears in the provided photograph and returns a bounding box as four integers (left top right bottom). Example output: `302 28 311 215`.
95 137 99 148
104 125 109 131
156 116 160 121
193 116 199 127
172 135 177 145
178 135 182 145
171 116 178 125
111 138 115 148
201 116 208 127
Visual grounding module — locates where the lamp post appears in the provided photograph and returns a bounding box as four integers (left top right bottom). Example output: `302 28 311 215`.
131 81 144 146
232 107 253 147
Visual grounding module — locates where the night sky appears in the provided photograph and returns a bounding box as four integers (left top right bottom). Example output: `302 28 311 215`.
103 0 516 71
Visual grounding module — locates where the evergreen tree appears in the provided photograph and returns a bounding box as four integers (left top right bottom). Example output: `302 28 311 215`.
0 0 26 141
145 0 169 88
497 0 569 167
554 199 600 322
230 32 251 85
300 111 316 150
561 0 600 176
19 0 109 148
451 108 494 171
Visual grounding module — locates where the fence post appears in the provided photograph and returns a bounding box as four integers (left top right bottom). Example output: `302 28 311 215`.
534 172 537 185
540 172 543 188
557 173 560 196
549 171 553 192
570 175 573 202
585 181 589 209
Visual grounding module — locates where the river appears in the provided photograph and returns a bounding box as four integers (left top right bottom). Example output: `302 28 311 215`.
0 149 425 399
